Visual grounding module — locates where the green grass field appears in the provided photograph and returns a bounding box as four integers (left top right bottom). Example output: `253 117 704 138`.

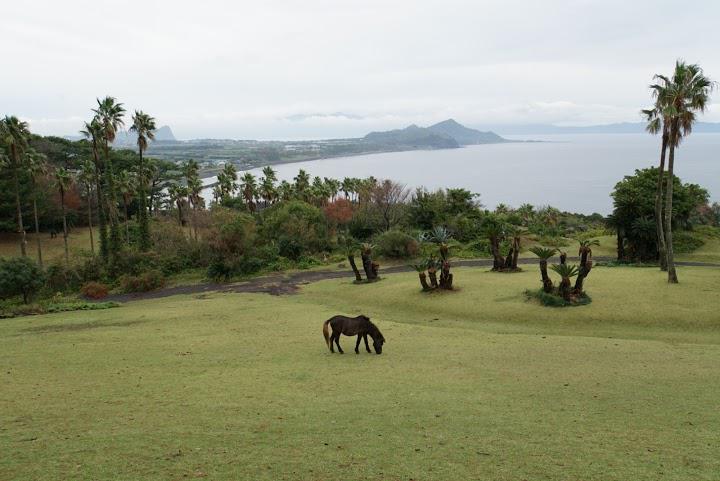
2 266 719 480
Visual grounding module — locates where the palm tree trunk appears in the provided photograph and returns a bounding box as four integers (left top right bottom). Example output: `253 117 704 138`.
655 134 668 271
104 142 121 257
12 166 27 257
539 260 553 293
92 146 108 261
348 255 362 281
32 192 43 267
87 186 95 256
418 272 430 290
664 133 678 283
60 189 69 266
138 148 150 251
123 197 130 244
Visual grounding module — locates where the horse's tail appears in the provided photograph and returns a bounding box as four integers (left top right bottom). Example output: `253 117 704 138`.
322 318 332 350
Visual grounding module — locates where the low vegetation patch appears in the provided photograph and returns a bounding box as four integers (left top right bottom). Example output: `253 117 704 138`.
0 298 119 318
525 288 592 307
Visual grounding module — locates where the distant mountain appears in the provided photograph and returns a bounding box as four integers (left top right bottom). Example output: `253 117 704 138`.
113 125 177 145
491 121 720 135
363 124 459 149
428 119 506 144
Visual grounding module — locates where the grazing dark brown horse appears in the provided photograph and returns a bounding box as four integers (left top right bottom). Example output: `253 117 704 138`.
322 315 385 354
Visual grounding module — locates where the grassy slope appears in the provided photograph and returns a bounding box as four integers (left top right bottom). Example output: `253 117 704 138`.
0 229 96 263
1 266 719 481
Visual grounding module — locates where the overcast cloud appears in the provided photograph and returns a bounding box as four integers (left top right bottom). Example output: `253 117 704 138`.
2 0 719 139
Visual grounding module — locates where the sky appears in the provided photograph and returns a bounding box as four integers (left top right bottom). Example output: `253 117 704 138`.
2 0 719 140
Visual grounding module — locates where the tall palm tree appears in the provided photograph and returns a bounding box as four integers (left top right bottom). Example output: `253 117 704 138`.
217 163 238 200
0 116 31 256
657 61 714 283
81 118 108 260
93 96 126 257
78 159 97 256
168 184 188 226
260 166 278 206
643 76 671 270
116 170 135 244
294 169 310 201
26 150 48 266
53 167 74 266
129 110 156 251
241 172 258 212
183 160 202 239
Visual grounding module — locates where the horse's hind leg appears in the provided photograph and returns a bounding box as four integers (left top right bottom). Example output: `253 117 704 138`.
363 334 371 353
334 334 344 354
355 335 362 354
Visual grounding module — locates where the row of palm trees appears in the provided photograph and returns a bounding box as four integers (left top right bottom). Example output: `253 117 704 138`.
643 60 714 283
210 166 381 212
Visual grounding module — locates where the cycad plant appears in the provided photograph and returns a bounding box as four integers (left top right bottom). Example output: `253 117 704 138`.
360 242 379 281
409 261 431 290
341 236 362 282
550 263 579 301
529 246 556 293
575 239 599 294
424 226 454 289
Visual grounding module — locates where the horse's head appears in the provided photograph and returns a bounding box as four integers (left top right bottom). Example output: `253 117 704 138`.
367 321 385 355
372 336 385 354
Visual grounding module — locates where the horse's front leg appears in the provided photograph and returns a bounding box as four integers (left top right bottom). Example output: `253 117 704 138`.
335 334 344 354
363 334 371 353
355 335 362 354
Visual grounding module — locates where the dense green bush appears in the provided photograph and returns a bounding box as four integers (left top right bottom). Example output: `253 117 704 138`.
119 269 166 293
45 262 82 293
673 231 705 253
374 229 419 258
261 201 329 255
0 257 46 303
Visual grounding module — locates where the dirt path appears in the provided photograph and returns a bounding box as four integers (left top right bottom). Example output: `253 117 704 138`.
104 256 719 303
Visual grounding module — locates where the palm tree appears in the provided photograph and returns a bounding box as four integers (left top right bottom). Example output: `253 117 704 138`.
294 169 310 201
182 160 201 238
53 167 74 266
0 116 31 256
26 150 49 266
116 170 135 244
240 172 258 212
93 96 126 257
657 61 714 283
78 159 97 256
643 76 671 270
129 110 156 251
529 246 556 293
81 119 109 260
168 184 188 226
550 264 579 301
260 166 278 206
217 163 238 200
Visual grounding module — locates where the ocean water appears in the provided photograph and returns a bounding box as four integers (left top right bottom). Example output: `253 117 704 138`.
201 133 720 214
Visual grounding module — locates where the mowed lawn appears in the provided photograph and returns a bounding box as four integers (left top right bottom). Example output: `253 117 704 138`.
1 266 720 481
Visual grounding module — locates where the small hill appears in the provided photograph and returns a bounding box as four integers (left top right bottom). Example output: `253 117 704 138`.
428 119 506 145
363 124 459 149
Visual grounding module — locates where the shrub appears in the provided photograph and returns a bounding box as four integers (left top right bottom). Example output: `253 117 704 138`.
535 236 570 248
119 269 166 293
261 201 329 254
81 282 109 299
375 229 419 258
45 263 82 293
673 231 705 253
0 257 45 303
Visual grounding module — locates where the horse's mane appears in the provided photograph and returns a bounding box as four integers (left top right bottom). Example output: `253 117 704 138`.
367 320 384 341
